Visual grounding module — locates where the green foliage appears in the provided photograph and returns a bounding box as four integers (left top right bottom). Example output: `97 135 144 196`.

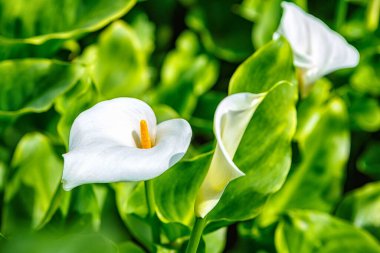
358 142 380 179
208 81 297 222
0 0 135 42
229 37 295 94
0 59 83 116
93 21 150 99
2 133 62 234
0 0 378 252
336 182 380 240
259 85 350 226
275 210 380 253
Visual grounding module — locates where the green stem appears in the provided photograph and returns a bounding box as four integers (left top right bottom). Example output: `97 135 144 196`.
335 0 348 31
367 0 380 31
144 180 160 249
186 217 207 253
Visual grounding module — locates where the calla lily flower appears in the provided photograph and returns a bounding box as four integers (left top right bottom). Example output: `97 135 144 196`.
62 98 192 191
274 2 359 95
195 92 265 218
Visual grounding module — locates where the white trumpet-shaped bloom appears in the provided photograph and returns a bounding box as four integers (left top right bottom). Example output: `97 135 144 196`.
62 98 192 191
274 2 359 94
195 93 265 218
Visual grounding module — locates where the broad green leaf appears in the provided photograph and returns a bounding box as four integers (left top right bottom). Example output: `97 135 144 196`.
229 37 295 94
55 79 98 148
118 241 145 253
0 0 135 44
186 0 254 62
259 97 350 226
154 152 212 226
336 182 380 239
207 81 297 222
0 59 84 116
0 232 119 253
357 142 380 179
275 210 380 253
113 182 153 248
93 21 150 99
68 185 106 231
0 40 64 60
2 133 62 234
155 31 219 119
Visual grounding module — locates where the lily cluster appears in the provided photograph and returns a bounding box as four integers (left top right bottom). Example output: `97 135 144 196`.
62 2 359 252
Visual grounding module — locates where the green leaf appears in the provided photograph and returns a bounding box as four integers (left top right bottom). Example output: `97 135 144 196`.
204 228 227 253
349 95 380 132
207 81 297 222
0 232 119 253
118 241 145 253
154 152 212 226
0 59 84 116
127 11 156 55
55 78 98 148
357 142 380 180
0 0 135 44
186 0 254 62
69 185 106 231
259 97 350 226
275 210 380 253
336 182 380 240
252 0 282 48
93 21 150 99
351 64 380 96
2 133 62 234
229 37 295 94
155 31 219 118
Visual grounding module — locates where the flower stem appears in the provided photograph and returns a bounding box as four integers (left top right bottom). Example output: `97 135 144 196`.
185 217 206 253
144 180 160 248
335 0 347 31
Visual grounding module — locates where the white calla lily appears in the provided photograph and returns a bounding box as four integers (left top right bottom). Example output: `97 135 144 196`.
62 98 192 191
274 2 359 95
195 92 265 218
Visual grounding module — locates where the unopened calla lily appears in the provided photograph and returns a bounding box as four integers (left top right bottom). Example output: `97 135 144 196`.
274 2 359 95
62 97 192 191
195 92 265 218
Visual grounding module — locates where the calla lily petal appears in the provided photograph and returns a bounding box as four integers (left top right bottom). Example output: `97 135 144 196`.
69 98 157 150
195 92 265 218
275 2 359 87
62 98 192 191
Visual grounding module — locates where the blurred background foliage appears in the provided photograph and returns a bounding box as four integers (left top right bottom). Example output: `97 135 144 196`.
0 0 379 252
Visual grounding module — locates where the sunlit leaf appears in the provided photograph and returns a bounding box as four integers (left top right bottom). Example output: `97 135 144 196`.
207 81 297 222
229 37 295 94
93 21 150 99
260 96 349 226
3 133 62 234
0 59 83 116
0 0 135 43
155 31 219 119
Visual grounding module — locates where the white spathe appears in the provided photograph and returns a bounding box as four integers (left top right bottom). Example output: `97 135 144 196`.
62 98 192 191
195 92 265 218
274 2 359 93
